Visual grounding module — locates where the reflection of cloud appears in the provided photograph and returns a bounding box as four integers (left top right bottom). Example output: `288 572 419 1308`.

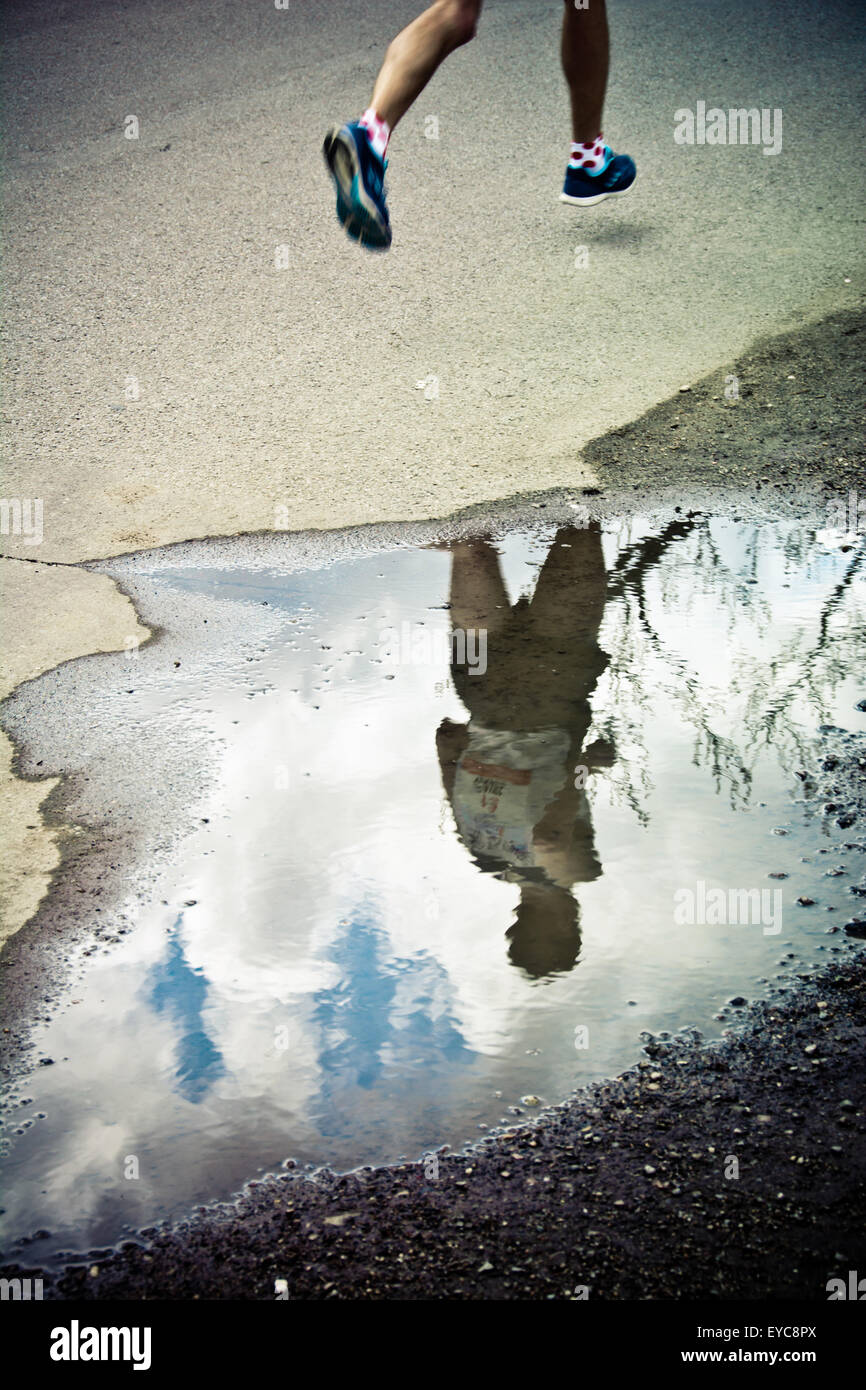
179 663 538 1064
0 1109 148 1250
815 529 861 549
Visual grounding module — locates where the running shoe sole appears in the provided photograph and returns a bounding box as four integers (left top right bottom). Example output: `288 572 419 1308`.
559 183 635 207
323 127 391 250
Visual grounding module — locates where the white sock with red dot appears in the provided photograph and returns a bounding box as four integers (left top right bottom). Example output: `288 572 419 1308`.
568 134 611 175
359 108 390 160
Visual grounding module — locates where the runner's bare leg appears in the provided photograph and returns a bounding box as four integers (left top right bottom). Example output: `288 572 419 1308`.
370 0 485 130
561 0 610 142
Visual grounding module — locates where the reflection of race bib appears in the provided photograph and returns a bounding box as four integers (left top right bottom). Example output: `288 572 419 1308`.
452 725 571 869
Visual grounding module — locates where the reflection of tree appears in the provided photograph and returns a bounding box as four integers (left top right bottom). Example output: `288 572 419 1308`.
744 544 865 763
586 517 866 822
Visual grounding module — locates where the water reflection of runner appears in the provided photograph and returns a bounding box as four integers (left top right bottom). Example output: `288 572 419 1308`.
436 525 613 977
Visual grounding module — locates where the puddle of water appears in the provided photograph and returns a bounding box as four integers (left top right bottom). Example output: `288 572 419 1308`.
2 515 865 1264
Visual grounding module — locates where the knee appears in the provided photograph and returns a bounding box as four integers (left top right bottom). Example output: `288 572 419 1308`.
439 0 481 49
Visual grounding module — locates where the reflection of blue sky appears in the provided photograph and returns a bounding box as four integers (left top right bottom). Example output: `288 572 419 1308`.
310 903 474 1138
146 919 225 1103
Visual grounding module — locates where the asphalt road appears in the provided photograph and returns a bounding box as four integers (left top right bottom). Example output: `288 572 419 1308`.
2 0 864 564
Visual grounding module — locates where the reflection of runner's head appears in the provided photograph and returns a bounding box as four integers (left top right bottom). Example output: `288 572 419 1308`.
505 881 581 978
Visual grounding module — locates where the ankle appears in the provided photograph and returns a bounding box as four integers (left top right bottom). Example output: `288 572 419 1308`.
359 107 391 159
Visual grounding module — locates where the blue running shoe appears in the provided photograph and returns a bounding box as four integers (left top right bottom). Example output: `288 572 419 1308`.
560 150 636 207
323 121 392 250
